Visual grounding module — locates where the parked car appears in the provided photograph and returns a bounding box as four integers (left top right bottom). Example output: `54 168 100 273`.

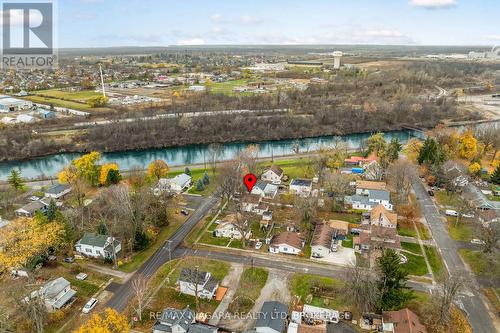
82 298 98 314
180 209 189 216
462 213 475 218
428 190 434 196
76 273 88 281
255 241 263 250
471 239 485 245
29 196 40 201
445 210 459 217
64 256 75 263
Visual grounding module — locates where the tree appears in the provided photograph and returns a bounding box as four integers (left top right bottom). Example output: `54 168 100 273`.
294 196 317 235
196 179 205 191
367 133 387 156
387 160 412 204
345 265 380 313
491 165 500 185
74 308 129 333
8 169 24 190
72 152 101 185
207 143 222 175
99 163 120 186
0 218 65 270
479 223 500 254
322 171 351 211
87 95 108 108
405 138 423 163
184 167 191 175
467 162 481 175
202 171 210 185
216 160 242 204
46 199 57 222
418 137 444 166
131 275 150 322
376 249 414 311
147 160 169 181
18 288 47 333
458 130 477 160
387 138 402 162
424 277 464 331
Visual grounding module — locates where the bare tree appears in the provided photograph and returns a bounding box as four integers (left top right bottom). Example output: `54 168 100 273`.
131 274 150 322
344 265 380 313
229 205 252 248
427 276 464 330
479 223 500 253
13 280 48 333
387 160 412 204
475 124 500 162
216 160 242 204
294 196 317 236
322 171 352 211
207 143 222 175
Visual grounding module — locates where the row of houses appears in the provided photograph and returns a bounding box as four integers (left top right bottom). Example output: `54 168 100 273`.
15 183 71 217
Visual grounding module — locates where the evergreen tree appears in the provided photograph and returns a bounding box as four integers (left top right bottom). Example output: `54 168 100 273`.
8 169 24 190
133 229 150 251
491 165 500 185
377 249 414 311
184 167 191 175
202 171 210 185
97 222 108 235
46 200 57 222
105 168 122 185
196 178 205 191
388 138 402 162
417 137 444 166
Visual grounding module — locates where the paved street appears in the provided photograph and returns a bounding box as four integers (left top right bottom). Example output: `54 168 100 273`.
105 196 219 311
411 170 498 332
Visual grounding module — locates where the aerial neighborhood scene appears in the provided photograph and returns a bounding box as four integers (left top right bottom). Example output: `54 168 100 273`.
1 0 500 332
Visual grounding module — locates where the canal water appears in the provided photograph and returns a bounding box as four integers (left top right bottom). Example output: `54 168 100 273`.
0 130 420 180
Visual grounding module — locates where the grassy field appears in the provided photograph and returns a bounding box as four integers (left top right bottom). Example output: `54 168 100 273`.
34 89 103 101
209 79 249 95
228 267 269 314
342 234 354 248
435 191 460 207
459 249 488 275
260 158 315 179
401 242 423 255
402 252 428 276
198 231 231 247
397 223 417 238
446 217 475 242
24 95 96 111
424 246 446 281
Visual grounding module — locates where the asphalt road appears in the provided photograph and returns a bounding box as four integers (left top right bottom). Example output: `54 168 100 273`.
105 196 219 311
411 170 497 332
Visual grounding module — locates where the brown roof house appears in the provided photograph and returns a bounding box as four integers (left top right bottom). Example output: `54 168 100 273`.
354 226 400 256
382 308 427 333
269 232 304 255
370 204 398 229
311 223 334 258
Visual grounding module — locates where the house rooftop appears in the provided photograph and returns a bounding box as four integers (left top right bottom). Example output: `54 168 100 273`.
370 204 397 226
382 308 427 333
356 180 386 191
78 233 110 248
268 165 284 177
255 301 288 333
17 200 46 213
290 179 313 187
178 268 209 284
45 183 71 195
271 231 304 249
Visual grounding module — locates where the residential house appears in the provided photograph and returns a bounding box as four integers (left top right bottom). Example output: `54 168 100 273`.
269 232 304 255
354 226 400 255
370 204 397 228
261 165 284 184
241 194 270 215
360 313 383 332
345 189 393 211
189 323 219 333
344 155 377 167
252 180 279 199
289 179 313 197
255 301 289 333
382 308 427 333
363 160 382 181
462 183 500 211
478 209 500 227
45 183 71 199
328 220 350 237
75 233 122 259
157 173 192 194
15 200 47 217
177 268 219 299
442 160 468 188
31 277 76 312
355 180 387 194
214 214 251 239
152 307 195 333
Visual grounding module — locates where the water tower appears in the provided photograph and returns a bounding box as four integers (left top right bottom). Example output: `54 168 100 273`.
332 51 343 70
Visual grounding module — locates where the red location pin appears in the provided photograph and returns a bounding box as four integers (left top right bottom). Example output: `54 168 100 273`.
243 173 257 192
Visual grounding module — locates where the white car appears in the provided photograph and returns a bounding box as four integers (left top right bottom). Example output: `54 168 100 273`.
255 241 263 250
471 239 485 245
445 209 458 217
462 213 474 218
29 196 40 201
76 273 88 281
82 298 98 314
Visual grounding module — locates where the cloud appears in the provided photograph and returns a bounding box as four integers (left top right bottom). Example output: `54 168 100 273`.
366 29 407 38
409 0 457 9
485 35 500 41
210 14 228 24
177 38 205 46
239 15 262 24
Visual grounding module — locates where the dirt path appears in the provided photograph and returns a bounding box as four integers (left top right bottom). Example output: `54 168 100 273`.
208 262 244 326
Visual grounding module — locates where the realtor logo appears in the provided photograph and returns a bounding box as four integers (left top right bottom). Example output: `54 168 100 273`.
1 1 56 69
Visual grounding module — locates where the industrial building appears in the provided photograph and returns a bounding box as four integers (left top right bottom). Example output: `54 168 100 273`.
0 95 33 113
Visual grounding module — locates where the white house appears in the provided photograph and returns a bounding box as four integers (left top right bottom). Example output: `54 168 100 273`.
252 180 279 199
311 223 334 258
261 165 284 184
214 214 251 239
156 173 192 194
153 307 195 333
289 179 313 197
45 183 71 199
75 233 121 259
241 194 269 215
177 268 219 299
345 189 392 211
269 232 304 255
30 277 76 312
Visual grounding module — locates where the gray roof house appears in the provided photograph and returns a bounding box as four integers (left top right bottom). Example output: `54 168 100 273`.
177 268 219 300
30 277 76 312
15 200 47 217
75 233 121 259
153 307 195 333
255 301 289 333
344 189 393 211
45 183 71 199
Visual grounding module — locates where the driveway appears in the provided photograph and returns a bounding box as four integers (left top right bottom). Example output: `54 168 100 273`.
208 263 244 326
312 246 356 266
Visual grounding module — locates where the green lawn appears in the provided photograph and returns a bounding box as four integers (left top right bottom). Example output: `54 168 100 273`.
23 95 98 111
166 257 230 288
424 246 446 281
175 168 218 195
34 89 103 101
446 217 475 242
435 192 460 207
459 249 488 275
119 217 185 273
209 79 249 95
401 242 423 255
228 267 268 314
65 277 100 298
328 212 362 224
198 231 231 247
260 158 315 180
342 234 353 248
397 225 417 238
402 252 428 276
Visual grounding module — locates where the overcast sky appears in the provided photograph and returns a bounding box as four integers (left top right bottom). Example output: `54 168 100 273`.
56 0 500 47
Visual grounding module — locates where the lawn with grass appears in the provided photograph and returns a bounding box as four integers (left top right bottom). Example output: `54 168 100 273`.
401 242 423 255
261 158 315 179
198 231 231 247
435 191 460 207
415 222 431 240
342 234 354 248
34 89 103 102
228 267 268 314
23 95 97 111
402 253 428 276
119 215 185 273
65 277 100 297
397 224 417 238
459 249 488 275
209 79 249 95
446 217 475 242
166 257 230 288
424 246 446 281
178 168 218 195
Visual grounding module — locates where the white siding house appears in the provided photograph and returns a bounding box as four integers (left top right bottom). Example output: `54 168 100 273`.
156 173 192 194
45 184 71 199
289 179 313 197
261 165 284 184
30 277 76 312
269 232 304 255
75 233 121 259
177 268 219 299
